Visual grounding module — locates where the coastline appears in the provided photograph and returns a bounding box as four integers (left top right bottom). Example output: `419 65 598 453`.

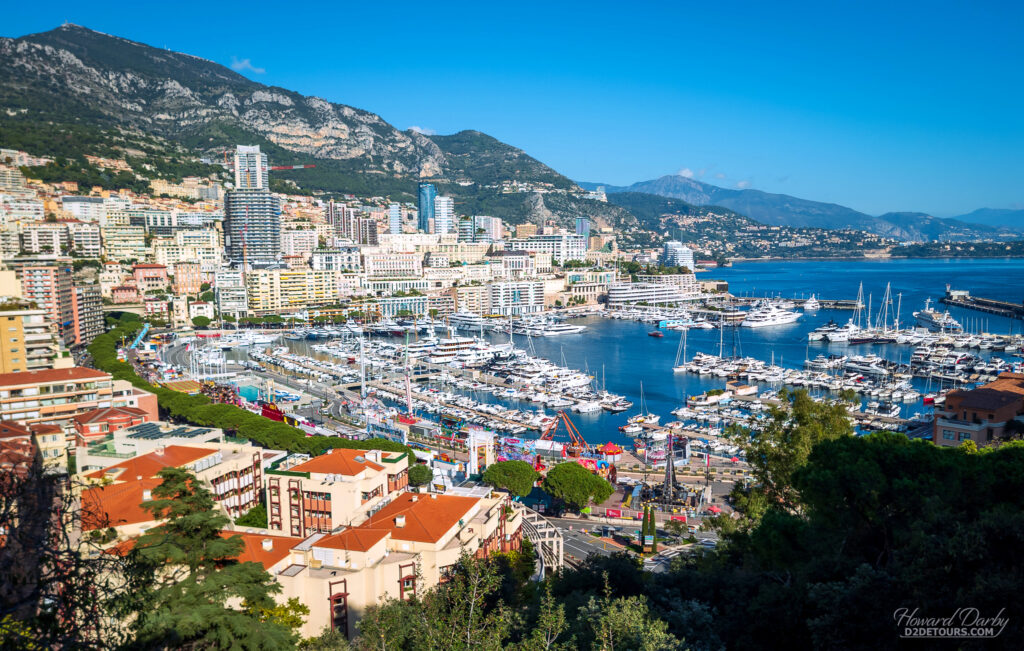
724 254 1024 263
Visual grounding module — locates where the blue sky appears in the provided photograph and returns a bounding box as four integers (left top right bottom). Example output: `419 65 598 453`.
5 1 1023 216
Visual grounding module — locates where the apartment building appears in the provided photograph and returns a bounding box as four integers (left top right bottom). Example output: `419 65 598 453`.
100 225 147 261
487 281 546 315
265 448 410 538
270 489 521 639
245 269 339 314
635 273 700 297
214 269 248 319
607 281 697 306
282 230 319 259
14 262 75 346
70 285 104 346
66 221 102 257
173 261 203 295
0 367 114 452
0 305 65 373
507 233 586 264
72 405 151 446
20 222 68 255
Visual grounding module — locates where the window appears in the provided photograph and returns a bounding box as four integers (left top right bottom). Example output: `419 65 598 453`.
958 432 972 441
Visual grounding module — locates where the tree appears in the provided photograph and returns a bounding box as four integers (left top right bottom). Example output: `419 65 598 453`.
235 503 268 528
542 463 613 511
191 316 211 328
482 460 540 497
726 388 852 518
200 290 215 302
580 576 681 651
200 282 211 292
519 583 570 650
125 468 301 649
408 464 433 487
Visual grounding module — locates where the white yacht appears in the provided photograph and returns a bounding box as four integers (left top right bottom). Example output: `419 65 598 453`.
538 322 587 336
807 320 839 341
825 320 861 342
448 310 487 331
914 299 963 333
803 295 820 311
740 302 802 328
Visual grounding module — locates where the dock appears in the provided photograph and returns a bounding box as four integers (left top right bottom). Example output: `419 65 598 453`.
940 288 1024 320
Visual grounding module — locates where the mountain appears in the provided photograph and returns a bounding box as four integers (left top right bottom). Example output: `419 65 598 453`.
581 175 1022 241
949 208 1024 229
0 24 600 223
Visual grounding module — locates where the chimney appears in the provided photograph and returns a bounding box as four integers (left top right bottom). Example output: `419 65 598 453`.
430 493 437 499
155 446 164 455
395 515 406 528
261 538 273 551
142 489 152 501
411 495 418 502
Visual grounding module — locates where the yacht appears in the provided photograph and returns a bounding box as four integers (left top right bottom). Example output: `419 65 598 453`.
448 310 487 331
740 302 802 328
914 299 963 333
537 322 587 336
803 295 820 311
825 320 861 342
807 319 839 341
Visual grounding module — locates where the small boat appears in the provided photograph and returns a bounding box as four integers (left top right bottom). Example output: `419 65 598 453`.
648 331 664 338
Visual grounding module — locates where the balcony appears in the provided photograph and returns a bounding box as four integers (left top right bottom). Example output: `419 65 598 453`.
935 417 991 433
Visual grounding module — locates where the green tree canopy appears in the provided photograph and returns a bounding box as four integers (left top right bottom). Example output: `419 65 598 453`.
125 468 301 649
542 462 613 511
408 464 433 486
482 460 540 497
191 315 211 328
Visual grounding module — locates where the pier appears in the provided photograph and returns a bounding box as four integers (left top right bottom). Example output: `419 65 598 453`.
940 287 1024 320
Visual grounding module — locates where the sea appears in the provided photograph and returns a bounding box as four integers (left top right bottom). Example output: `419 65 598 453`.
275 258 1024 447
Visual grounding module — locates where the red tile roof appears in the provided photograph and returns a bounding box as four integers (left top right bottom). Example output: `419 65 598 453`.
288 448 385 476
0 366 110 387
315 527 390 552
85 445 215 481
362 493 479 544
81 478 163 531
0 420 32 440
73 406 148 425
221 531 303 570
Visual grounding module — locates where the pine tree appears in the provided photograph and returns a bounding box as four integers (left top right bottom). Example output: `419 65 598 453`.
124 467 300 649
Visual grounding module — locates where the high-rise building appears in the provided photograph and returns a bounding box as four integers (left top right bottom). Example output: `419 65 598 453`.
661 241 695 270
417 183 436 232
224 146 280 266
233 145 270 190
473 216 503 242
214 270 248 319
0 304 63 373
458 217 475 242
434 196 454 234
357 218 379 246
70 285 104 347
14 262 75 346
388 203 401 234
575 217 591 240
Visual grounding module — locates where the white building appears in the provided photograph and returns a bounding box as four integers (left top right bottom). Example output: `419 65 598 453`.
661 241 695 269
507 233 586 265
188 301 216 320
311 247 361 272
388 203 401 234
61 196 106 223
473 215 503 242
363 253 423 279
234 145 269 190
67 221 102 258
434 196 455 234
488 281 545 315
214 270 248 319
636 273 700 298
607 282 698 306
281 230 319 259
0 194 44 223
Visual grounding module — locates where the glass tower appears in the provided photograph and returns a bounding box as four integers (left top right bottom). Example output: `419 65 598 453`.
417 183 436 232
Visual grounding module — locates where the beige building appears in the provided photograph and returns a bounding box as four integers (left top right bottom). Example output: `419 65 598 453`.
245 269 340 314
266 448 410 537
0 304 67 373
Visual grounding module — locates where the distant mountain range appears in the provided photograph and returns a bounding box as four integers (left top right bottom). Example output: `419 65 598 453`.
0 24 631 228
580 175 1022 241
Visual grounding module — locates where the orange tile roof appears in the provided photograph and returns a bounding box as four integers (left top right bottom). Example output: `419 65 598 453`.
221 531 303 570
73 406 148 425
289 448 385 476
0 420 32 440
0 366 110 387
81 477 163 531
362 493 479 544
315 527 390 552
85 445 215 481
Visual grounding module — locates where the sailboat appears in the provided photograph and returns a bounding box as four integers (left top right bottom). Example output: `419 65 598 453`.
626 382 660 425
672 329 688 373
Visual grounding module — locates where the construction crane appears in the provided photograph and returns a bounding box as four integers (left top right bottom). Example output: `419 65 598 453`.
540 410 589 453
270 164 316 171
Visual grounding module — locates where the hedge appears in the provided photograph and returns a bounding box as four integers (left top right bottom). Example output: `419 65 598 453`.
89 317 412 458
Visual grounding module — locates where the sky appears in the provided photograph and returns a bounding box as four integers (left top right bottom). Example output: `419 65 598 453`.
4 1 1024 216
